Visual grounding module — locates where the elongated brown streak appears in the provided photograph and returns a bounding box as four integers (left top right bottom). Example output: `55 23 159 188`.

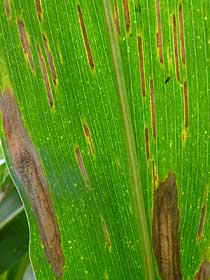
122 0 130 32
83 123 95 155
197 206 206 238
183 80 188 128
43 34 57 86
155 0 163 63
77 5 94 69
4 0 11 17
178 3 186 65
152 172 182 280
138 36 146 97
75 147 90 187
0 89 64 277
173 15 180 81
100 215 111 252
114 0 120 34
17 20 35 71
144 126 149 160
35 0 42 22
150 80 156 139
36 44 54 107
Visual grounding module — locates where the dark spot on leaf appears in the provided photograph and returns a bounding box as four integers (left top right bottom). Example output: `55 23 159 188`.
164 76 170 84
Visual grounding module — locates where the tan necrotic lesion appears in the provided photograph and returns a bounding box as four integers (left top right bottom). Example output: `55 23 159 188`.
17 20 35 71
42 34 57 86
152 172 182 280
35 0 42 22
36 44 54 108
0 89 64 277
122 0 130 32
4 0 11 17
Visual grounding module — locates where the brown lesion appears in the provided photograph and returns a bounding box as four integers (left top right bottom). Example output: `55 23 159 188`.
155 0 163 64
183 80 188 128
152 172 182 280
195 261 210 280
75 147 90 187
172 14 180 81
17 20 35 71
144 126 149 160
42 34 57 86
36 44 54 108
197 206 206 238
83 123 95 155
152 161 157 189
77 5 94 70
100 215 111 252
35 0 42 22
150 80 156 139
0 89 64 277
178 3 186 65
122 0 130 32
138 36 146 97
114 0 120 34
4 0 11 18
